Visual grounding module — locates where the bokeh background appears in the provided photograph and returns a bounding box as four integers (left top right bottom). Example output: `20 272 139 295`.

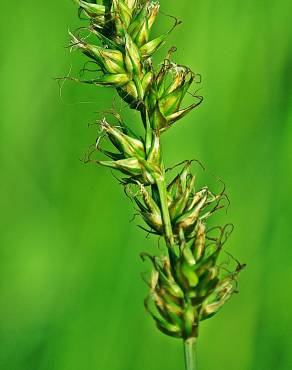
1 1 291 369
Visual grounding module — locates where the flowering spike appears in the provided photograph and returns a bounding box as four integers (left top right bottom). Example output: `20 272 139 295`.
67 0 244 366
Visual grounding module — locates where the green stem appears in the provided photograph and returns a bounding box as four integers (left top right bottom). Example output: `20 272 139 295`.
155 172 177 267
140 107 152 155
155 174 174 247
140 108 174 247
183 338 197 370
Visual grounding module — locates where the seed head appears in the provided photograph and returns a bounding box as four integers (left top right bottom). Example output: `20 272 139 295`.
68 0 244 346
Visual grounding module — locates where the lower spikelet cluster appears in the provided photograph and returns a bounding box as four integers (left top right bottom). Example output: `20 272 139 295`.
67 0 202 133
134 162 244 340
142 217 243 340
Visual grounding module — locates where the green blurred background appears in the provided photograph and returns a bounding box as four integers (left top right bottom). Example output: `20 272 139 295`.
1 1 291 369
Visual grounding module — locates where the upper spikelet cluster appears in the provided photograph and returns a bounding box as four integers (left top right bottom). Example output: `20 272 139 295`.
71 0 202 132
135 162 244 339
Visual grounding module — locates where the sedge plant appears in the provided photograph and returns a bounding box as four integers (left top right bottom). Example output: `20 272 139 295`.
63 1 245 369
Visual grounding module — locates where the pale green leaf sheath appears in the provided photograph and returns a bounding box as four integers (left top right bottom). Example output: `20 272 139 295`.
66 1 245 369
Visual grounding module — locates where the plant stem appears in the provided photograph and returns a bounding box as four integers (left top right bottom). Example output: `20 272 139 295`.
155 174 174 247
183 338 197 370
154 149 177 265
141 108 175 248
